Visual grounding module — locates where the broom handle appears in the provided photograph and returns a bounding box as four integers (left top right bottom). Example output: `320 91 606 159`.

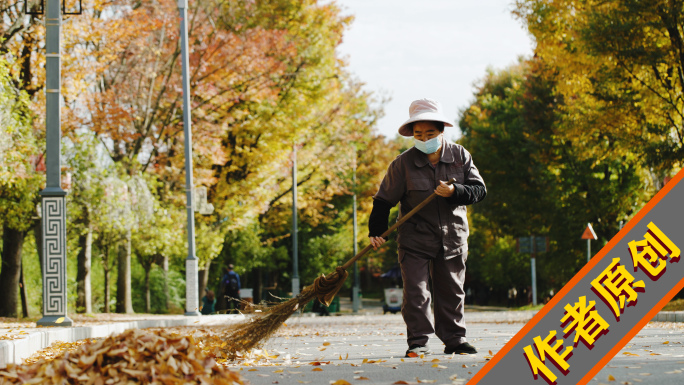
341 178 458 270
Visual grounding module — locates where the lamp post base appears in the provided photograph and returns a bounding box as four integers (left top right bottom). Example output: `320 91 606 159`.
37 315 73 327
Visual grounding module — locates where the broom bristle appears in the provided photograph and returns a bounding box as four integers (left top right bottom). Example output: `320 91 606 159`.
219 267 348 359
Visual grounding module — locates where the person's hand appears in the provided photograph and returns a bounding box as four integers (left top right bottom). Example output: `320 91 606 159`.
369 236 386 250
435 180 455 197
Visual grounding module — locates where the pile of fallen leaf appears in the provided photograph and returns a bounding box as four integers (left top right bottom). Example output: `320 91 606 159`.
0 328 244 385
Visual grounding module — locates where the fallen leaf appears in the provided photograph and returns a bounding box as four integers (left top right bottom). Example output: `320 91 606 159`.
608 374 616 381
312 368 323 372
310 361 330 366
489 350 493 356
323 342 331 346
331 380 352 385
55 317 65 324
393 382 409 385
354 376 370 380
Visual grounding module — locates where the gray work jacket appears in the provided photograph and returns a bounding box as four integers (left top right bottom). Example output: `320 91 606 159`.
373 139 486 259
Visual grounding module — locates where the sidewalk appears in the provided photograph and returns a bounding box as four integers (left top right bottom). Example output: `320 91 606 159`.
2 306 683 370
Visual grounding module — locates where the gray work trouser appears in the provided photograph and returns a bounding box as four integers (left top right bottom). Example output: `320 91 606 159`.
399 248 467 348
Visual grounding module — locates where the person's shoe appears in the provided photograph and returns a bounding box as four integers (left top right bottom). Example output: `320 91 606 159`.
405 344 432 357
444 342 477 355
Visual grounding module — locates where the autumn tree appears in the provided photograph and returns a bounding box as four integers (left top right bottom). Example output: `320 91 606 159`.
0 59 41 318
514 0 684 188
65 133 109 314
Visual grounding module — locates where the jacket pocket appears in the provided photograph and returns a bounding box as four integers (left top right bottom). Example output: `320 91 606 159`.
405 178 433 208
446 171 464 185
407 178 433 191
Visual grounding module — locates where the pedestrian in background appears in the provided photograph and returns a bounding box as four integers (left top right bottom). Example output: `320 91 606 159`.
368 98 487 357
222 264 241 313
201 288 216 315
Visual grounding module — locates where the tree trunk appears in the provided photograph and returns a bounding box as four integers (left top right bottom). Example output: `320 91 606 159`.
19 262 29 318
103 265 111 313
0 226 26 318
102 242 111 313
255 267 263 304
116 229 134 313
144 267 151 313
163 254 170 311
198 259 211 303
76 215 93 313
33 220 43 278
364 259 372 292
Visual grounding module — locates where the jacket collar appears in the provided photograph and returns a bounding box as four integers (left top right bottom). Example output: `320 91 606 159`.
412 139 455 167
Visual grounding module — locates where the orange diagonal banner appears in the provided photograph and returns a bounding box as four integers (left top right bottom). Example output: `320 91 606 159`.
469 168 684 385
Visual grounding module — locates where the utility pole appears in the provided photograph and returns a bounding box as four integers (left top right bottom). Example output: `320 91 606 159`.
352 150 361 313
178 0 200 316
292 144 300 296
36 0 81 327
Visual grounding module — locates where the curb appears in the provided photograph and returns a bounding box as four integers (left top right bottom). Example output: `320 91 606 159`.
650 311 684 323
0 314 244 368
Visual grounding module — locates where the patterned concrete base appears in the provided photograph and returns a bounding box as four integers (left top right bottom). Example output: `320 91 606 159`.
0 314 244 368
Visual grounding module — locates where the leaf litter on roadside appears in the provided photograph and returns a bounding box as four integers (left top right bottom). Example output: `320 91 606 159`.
0 328 244 384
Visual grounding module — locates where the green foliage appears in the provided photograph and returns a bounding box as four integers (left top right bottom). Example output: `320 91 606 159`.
0 58 41 233
131 265 185 314
459 59 646 301
20 233 43 317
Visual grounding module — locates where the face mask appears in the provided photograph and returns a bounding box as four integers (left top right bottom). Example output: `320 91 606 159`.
414 135 441 154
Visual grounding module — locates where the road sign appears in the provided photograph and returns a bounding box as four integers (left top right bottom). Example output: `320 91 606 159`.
535 236 548 253
518 236 533 253
581 223 597 240
518 236 549 254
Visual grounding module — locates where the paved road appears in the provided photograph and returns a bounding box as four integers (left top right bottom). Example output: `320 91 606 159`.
232 311 684 385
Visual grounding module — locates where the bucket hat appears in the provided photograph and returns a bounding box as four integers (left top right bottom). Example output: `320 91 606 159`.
398 98 453 136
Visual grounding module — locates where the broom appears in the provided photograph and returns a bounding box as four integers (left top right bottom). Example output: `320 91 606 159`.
219 178 458 358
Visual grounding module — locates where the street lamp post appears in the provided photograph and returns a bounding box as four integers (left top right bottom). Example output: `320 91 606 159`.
178 0 200 316
292 144 300 297
36 0 80 327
